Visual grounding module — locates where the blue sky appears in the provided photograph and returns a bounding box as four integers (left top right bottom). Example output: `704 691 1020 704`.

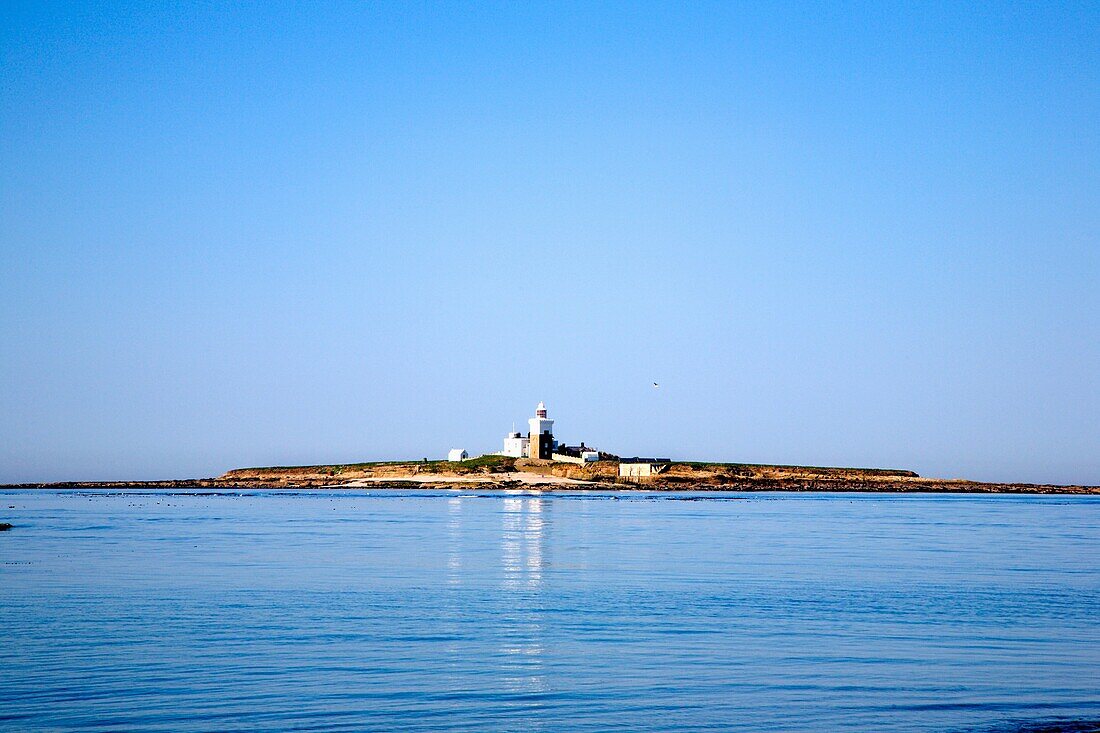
1 2 1098 484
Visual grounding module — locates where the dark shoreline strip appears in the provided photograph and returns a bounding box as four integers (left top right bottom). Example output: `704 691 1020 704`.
1 480 1099 494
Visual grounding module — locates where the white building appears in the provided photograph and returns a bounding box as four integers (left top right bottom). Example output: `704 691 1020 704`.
447 448 469 462
501 431 529 458
618 458 670 479
527 401 556 459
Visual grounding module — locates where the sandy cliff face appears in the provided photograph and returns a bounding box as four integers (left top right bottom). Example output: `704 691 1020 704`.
512 458 619 482
217 456 519 486
208 458 1100 493
11 457 1092 493
510 459 923 485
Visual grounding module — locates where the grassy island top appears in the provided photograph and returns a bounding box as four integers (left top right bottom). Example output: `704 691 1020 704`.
231 455 918 478
238 454 519 475
226 455 919 479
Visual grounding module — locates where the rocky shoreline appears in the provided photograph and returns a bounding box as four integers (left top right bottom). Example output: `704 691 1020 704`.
3 476 1099 494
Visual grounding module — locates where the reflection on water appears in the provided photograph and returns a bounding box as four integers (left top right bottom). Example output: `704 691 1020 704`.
446 495 463 586
439 494 466 680
502 496 546 590
501 496 548 701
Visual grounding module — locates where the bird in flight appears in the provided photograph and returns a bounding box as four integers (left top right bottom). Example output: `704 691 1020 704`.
652 382 660 388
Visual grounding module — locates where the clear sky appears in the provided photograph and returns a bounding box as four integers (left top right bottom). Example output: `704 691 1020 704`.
2 2 1098 484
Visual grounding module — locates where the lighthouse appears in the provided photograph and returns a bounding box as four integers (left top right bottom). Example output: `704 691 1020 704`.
527 401 555 459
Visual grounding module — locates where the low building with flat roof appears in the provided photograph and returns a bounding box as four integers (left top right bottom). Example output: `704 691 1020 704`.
619 458 671 479
553 443 600 464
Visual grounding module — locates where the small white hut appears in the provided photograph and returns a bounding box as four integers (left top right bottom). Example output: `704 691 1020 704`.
447 449 469 462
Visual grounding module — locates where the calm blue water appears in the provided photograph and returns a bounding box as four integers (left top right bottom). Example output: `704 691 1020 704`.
2 489 1098 732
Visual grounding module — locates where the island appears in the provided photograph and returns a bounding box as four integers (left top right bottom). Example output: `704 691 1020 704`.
5 455 1098 494
5 402 1097 494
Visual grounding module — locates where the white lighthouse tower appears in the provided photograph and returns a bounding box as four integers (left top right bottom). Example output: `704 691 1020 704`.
527 401 555 459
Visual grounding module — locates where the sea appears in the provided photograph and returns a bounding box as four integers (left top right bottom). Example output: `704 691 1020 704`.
2 488 1098 732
